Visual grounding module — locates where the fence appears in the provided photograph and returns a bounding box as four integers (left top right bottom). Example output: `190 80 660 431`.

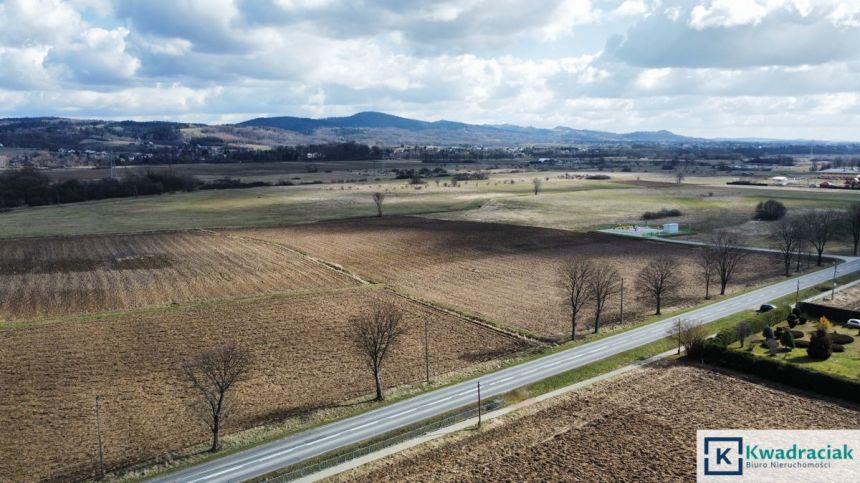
261 399 503 482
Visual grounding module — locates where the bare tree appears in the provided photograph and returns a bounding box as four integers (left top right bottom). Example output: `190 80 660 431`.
794 235 806 273
559 258 595 341
772 217 801 277
848 203 860 256
590 265 620 334
350 301 406 401
636 256 681 315
532 177 542 195
709 231 749 295
372 192 385 217
666 318 706 355
698 245 718 299
675 171 685 184
802 209 840 265
182 345 253 453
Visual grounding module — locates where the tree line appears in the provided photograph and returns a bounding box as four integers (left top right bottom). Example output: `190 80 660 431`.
0 167 198 208
559 230 748 341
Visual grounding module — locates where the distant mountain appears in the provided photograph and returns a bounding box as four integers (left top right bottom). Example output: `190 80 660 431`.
237 111 697 145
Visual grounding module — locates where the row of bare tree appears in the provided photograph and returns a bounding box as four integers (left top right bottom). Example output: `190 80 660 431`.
560 230 748 341
771 208 857 276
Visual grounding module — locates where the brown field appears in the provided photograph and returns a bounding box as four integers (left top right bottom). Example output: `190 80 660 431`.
338 363 860 483
0 287 526 482
0 231 357 323
822 285 860 311
237 217 784 339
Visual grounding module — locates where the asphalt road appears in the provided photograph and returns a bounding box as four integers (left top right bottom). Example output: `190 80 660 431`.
153 258 860 483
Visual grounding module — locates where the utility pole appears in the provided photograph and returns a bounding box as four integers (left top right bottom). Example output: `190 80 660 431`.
95 395 105 479
795 279 800 307
477 382 482 429
424 318 430 384
619 278 624 325
832 262 838 300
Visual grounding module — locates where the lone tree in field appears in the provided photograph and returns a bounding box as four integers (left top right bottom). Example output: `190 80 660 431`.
848 202 860 256
559 258 595 341
667 318 706 355
372 192 385 217
350 301 406 401
675 171 685 185
709 231 748 295
532 177 542 195
802 209 840 265
772 217 802 277
636 256 681 315
698 245 718 299
590 265 620 334
182 345 253 453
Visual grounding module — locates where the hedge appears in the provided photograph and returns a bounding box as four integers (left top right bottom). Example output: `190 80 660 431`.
798 302 860 324
701 342 860 404
714 305 791 347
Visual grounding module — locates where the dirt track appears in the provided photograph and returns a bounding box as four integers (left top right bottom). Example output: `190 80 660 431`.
336 364 860 482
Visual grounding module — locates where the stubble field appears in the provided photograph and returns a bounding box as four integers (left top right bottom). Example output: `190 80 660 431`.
239 217 785 339
0 287 526 482
0 231 357 322
337 363 860 482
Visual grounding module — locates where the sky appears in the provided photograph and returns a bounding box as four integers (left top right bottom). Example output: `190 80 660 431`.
1 0 860 140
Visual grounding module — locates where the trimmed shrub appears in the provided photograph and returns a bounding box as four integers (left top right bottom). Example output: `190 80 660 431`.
790 330 804 339
763 326 775 339
754 199 787 220
830 334 854 345
807 329 833 360
787 314 798 328
794 339 810 348
799 316 807 325
714 306 790 348
780 329 796 349
832 344 845 353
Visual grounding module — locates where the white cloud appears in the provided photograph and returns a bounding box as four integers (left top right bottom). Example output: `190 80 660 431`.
0 0 859 140
689 0 770 29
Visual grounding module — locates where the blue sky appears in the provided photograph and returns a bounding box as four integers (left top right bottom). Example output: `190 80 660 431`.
1 0 859 139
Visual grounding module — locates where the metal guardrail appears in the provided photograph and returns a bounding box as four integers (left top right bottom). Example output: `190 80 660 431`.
261 400 503 482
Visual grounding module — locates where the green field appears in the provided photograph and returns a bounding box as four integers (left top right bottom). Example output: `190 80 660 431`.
1 169 859 244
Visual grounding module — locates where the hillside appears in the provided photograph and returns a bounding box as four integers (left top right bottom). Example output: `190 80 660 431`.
237 111 697 145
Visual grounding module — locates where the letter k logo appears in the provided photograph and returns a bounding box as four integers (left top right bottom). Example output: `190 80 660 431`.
716 447 732 465
704 437 743 476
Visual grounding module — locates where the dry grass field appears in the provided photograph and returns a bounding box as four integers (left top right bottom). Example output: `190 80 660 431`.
239 217 785 339
0 231 357 322
0 287 525 482
337 363 860 483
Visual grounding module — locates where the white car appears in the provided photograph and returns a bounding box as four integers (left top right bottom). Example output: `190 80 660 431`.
846 319 860 329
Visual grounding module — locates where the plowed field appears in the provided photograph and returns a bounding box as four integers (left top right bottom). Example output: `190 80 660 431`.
340 364 860 482
0 287 525 482
0 231 357 322
239 217 783 339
